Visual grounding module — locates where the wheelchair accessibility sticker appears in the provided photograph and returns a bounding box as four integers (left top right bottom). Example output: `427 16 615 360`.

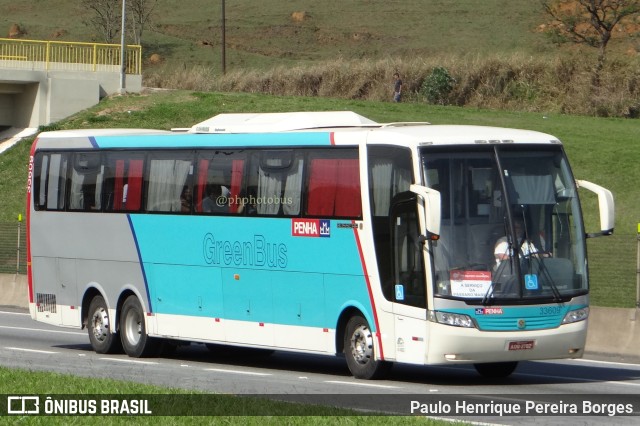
395 284 405 301
525 274 539 290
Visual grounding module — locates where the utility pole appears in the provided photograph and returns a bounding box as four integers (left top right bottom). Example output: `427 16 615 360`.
119 0 127 94
637 223 640 309
221 0 226 74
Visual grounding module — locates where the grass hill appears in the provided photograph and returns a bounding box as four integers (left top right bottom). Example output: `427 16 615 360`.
3 1 638 73
3 1 639 117
0 1 555 71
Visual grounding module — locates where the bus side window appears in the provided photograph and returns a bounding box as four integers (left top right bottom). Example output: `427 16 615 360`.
195 151 245 215
254 150 302 216
146 154 193 213
306 152 361 218
104 155 145 212
392 203 426 308
368 146 413 302
34 153 68 211
69 152 101 211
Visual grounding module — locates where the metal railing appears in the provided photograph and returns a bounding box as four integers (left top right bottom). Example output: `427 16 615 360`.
0 38 142 74
0 221 26 275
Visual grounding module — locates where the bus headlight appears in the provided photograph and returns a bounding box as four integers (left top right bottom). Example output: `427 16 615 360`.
429 310 476 328
562 307 589 324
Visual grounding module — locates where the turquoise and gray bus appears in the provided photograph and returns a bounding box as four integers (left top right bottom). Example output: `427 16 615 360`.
26 111 614 379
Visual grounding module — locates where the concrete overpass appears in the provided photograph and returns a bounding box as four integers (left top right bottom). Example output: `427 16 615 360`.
0 38 142 128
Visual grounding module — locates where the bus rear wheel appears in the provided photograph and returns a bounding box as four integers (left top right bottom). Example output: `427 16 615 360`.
474 361 518 378
87 295 122 354
344 315 390 379
120 295 160 357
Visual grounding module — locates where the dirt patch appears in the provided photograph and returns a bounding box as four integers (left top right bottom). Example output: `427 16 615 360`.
148 53 163 65
50 29 67 38
291 11 309 23
95 106 144 117
8 23 23 38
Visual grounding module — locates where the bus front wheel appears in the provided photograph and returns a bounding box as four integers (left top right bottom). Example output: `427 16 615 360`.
87 295 122 354
474 361 518 378
344 315 390 379
120 295 160 357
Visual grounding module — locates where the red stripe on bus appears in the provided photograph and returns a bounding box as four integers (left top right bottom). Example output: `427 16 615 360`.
351 220 384 360
25 138 38 304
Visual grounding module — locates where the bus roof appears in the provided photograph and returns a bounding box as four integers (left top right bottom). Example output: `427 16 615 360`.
36 128 169 138
189 111 379 133
32 112 562 150
361 124 561 146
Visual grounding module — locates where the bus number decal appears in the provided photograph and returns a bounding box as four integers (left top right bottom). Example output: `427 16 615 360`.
27 155 34 194
539 306 562 316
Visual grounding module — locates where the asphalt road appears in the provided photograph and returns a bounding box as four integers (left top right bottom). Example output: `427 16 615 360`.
2 307 640 424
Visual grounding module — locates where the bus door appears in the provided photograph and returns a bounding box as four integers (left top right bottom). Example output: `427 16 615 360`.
389 194 428 364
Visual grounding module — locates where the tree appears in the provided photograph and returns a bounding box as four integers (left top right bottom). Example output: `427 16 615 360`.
82 0 157 45
540 0 640 85
82 0 122 44
127 0 158 45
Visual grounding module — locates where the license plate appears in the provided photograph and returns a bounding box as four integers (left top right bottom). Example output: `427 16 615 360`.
508 340 535 351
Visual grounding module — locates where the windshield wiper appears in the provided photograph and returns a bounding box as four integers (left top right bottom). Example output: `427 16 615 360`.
482 253 517 305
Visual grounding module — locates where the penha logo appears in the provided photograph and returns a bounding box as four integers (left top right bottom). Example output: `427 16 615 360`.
292 219 330 238
475 307 504 315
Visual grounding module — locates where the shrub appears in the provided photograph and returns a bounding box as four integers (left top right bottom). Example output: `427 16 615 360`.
421 66 456 105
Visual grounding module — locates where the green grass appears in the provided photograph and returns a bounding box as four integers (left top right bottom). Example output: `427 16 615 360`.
1 0 635 75
0 91 637 306
0 367 450 424
4 1 638 117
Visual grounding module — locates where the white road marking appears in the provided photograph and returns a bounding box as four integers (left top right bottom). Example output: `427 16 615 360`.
0 325 85 336
98 357 159 365
5 347 58 354
325 380 400 389
204 368 272 376
571 358 640 368
0 310 30 316
516 372 640 387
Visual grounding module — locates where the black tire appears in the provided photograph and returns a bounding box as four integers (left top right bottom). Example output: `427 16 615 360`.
474 361 518 378
343 315 390 379
119 295 160 357
87 295 122 354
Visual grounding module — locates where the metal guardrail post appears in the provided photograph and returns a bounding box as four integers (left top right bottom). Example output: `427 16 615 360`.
16 214 22 277
636 223 640 309
45 41 50 70
93 44 97 72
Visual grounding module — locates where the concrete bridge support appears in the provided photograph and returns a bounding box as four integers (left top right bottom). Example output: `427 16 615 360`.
0 68 142 128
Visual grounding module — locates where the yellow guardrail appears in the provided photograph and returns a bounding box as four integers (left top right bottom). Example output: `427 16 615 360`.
0 38 142 74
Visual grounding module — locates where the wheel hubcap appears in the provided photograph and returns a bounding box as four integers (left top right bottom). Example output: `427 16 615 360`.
124 310 142 346
91 308 109 342
350 324 373 364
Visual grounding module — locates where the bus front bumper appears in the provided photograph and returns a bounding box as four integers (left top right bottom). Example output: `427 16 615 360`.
425 321 587 365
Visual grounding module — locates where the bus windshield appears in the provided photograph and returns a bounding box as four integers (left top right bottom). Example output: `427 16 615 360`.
422 145 587 304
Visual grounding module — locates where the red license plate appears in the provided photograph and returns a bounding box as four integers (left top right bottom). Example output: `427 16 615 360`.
508 340 535 351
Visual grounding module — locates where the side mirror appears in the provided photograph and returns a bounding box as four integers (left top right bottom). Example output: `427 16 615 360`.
409 184 441 239
576 179 615 238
